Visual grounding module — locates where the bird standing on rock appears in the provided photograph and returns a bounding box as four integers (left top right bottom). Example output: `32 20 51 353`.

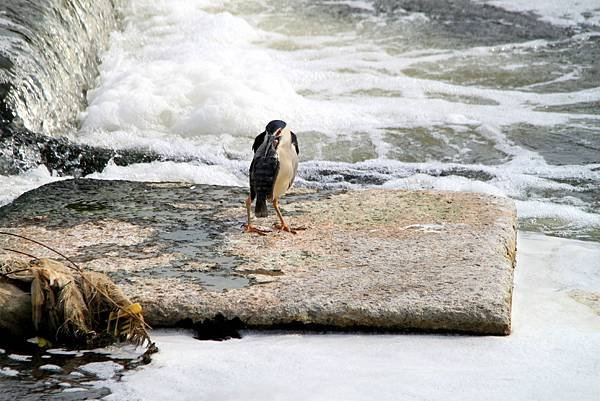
244 120 300 235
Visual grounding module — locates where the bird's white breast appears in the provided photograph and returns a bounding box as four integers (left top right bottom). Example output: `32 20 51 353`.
273 128 298 199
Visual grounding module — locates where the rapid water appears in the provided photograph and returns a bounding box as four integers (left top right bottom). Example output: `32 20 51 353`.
0 0 123 135
2 0 600 242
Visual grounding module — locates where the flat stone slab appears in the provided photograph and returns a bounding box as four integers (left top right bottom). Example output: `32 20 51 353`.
0 179 516 335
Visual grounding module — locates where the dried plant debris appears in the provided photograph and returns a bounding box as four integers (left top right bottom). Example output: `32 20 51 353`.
0 232 153 349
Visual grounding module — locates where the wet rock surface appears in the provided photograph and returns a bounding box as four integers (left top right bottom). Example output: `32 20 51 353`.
0 179 517 335
0 126 189 177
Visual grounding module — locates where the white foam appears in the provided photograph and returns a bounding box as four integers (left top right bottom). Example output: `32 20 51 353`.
87 160 245 187
77 0 600 156
360 158 600 228
477 0 600 27
333 0 375 11
381 173 506 197
39 364 63 372
490 171 582 197
87 343 148 360
0 166 68 207
7 354 31 362
79 0 305 138
78 0 599 150
102 233 600 401
76 0 600 167
62 387 90 393
78 361 123 380
47 348 81 356
516 200 600 226
0 367 19 377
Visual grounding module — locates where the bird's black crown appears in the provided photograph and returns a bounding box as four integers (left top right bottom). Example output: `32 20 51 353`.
265 120 286 134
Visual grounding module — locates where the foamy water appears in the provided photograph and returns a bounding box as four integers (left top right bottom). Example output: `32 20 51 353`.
0 166 67 206
478 0 600 27
2 0 600 241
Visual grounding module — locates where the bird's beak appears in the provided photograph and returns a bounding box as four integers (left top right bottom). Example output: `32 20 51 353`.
273 128 282 148
262 134 276 157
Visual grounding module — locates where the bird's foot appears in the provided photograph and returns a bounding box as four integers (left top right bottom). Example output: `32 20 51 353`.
273 223 295 234
272 223 306 234
243 224 270 236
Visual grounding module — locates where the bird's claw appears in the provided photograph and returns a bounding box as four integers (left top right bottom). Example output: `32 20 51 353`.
243 224 270 236
272 223 291 233
272 223 306 234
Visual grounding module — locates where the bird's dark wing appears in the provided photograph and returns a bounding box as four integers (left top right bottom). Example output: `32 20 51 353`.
251 134 279 200
291 132 299 155
252 131 266 153
269 160 280 199
253 155 279 200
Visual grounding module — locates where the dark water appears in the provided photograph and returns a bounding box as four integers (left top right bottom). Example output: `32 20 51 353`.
0 340 146 401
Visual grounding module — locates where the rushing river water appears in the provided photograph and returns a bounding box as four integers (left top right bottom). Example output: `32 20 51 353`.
2 0 600 242
1 0 600 399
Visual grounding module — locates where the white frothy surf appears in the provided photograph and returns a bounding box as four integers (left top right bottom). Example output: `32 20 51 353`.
69 0 600 233
0 166 68 207
87 160 245 186
78 0 599 139
1 0 598 236
477 0 600 27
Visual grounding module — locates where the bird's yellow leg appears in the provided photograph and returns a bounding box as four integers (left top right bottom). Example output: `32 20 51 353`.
243 195 268 236
272 198 298 234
